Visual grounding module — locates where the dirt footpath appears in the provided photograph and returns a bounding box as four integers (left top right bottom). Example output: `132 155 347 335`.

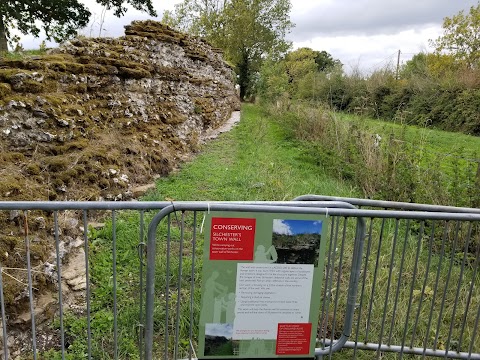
201 111 241 142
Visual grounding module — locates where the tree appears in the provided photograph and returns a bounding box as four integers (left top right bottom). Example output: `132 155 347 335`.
284 47 319 81
163 0 294 99
257 47 342 102
257 57 289 103
284 47 340 81
162 0 225 39
431 3 480 68
314 50 341 72
401 52 461 79
0 0 157 53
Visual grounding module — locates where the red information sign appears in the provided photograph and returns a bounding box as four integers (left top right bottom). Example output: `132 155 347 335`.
209 217 256 260
275 323 312 355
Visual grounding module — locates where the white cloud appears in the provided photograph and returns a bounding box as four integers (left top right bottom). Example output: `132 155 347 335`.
290 0 478 40
291 26 441 74
273 219 293 235
205 323 233 338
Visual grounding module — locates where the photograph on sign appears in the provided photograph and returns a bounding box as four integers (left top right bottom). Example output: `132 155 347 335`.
204 323 235 356
271 219 322 266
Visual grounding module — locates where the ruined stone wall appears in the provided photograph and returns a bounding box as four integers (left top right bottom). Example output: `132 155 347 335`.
0 20 240 202
0 21 239 333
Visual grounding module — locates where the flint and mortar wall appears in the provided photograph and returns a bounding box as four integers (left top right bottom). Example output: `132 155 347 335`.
0 21 239 331
0 20 240 201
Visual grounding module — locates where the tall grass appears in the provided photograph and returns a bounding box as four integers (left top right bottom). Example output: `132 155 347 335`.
265 99 480 208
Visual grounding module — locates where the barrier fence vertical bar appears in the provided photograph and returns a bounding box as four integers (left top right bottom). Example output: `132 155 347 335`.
434 221 460 352
329 217 348 359
112 210 118 359
188 212 197 360
54 211 65 360
365 218 386 344
376 219 400 359
145 208 163 360
146 206 176 360
445 223 473 354
420 221 449 358
174 211 185 360
319 216 336 349
24 211 37 360
468 304 480 358
83 210 92 360
353 218 374 359
0 257 8 359
345 217 367 338
388 220 410 346
164 213 172 360
411 221 437 350
457 237 480 353
399 221 425 359
323 217 340 350
138 210 145 360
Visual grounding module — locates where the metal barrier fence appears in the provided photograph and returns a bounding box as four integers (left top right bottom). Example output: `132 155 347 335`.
0 199 479 359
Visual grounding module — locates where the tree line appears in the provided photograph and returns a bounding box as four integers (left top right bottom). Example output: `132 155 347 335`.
256 3 480 135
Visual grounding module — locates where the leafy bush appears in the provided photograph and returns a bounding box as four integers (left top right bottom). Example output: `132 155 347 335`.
258 48 480 135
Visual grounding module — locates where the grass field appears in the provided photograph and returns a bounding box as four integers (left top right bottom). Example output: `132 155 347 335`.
43 104 479 359
338 112 480 159
338 112 480 186
267 101 480 207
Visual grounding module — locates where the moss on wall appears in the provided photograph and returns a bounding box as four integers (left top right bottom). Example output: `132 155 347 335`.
0 20 240 317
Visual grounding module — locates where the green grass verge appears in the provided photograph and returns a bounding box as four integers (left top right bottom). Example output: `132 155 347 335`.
265 100 479 207
145 104 355 202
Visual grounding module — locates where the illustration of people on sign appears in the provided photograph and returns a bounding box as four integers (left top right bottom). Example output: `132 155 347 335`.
254 245 278 263
201 271 228 323
222 292 236 323
246 338 267 356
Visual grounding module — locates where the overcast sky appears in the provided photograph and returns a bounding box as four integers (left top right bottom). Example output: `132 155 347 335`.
20 0 479 73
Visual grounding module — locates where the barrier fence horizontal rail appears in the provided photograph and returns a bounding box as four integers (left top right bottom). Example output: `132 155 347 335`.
294 195 480 214
0 200 382 211
0 198 478 360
